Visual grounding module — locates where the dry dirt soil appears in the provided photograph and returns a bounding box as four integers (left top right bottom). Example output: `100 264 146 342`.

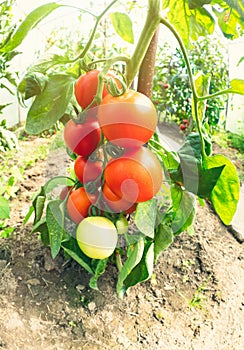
0 136 243 350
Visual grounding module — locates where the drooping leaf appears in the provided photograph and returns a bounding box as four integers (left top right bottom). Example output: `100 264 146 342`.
62 237 94 275
194 72 211 121
154 224 174 261
46 200 65 259
31 218 49 246
44 176 75 194
32 186 46 225
18 72 48 100
207 155 240 225
116 238 144 298
27 54 73 74
162 0 215 46
1 3 63 52
25 74 74 135
123 241 154 289
171 185 196 234
0 196 10 219
89 258 108 290
134 198 158 238
110 12 134 44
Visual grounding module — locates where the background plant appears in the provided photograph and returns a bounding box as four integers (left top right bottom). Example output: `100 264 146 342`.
152 35 229 132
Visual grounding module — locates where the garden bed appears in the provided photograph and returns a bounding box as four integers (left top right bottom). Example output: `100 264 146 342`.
0 135 243 350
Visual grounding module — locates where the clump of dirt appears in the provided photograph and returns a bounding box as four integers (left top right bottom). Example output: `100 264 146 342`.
0 137 243 350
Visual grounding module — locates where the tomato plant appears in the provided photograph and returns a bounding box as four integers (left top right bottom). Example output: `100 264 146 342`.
63 117 101 157
98 89 158 148
18 0 243 298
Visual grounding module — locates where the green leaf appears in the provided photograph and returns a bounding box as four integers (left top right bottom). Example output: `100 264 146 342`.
18 72 48 100
212 4 244 39
194 72 211 121
116 238 144 298
162 0 214 46
34 196 46 224
89 258 108 290
171 185 196 234
227 79 244 95
134 198 157 238
0 196 10 219
154 224 174 261
110 12 134 44
62 238 94 275
27 54 73 74
25 74 74 135
46 200 65 259
198 164 225 198
124 241 154 289
207 155 240 225
1 3 62 52
31 218 49 246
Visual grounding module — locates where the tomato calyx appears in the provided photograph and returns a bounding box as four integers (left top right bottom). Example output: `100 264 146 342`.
104 142 125 159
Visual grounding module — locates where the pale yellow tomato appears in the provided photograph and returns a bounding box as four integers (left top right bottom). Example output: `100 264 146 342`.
76 216 118 259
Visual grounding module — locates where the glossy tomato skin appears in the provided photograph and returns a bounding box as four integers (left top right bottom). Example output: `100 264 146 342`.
104 147 163 203
102 182 137 214
64 117 101 158
74 156 103 184
97 90 158 148
75 70 116 109
67 187 97 224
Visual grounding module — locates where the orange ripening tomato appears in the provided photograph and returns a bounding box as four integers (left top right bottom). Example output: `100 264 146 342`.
104 146 163 203
97 90 158 148
67 187 97 224
63 117 101 158
74 69 120 109
74 156 103 184
102 182 137 214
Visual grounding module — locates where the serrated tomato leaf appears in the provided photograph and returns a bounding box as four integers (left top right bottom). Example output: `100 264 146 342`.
154 224 174 261
110 12 134 44
62 237 94 275
89 258 108 290
207 155 240 225
1 3 62 52
116 238 144 298
134 198 157 238
171 185 196 235
46 200 66 259
124 241 154 289
18 72 48 100
25 74 74 135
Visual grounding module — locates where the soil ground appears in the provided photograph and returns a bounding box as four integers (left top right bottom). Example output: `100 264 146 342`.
0 135 243 350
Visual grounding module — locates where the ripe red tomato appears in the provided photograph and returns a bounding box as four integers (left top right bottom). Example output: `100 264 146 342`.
104 147 163 203
97 90 158 148
74 156 103 184
102 182 137 214
63 117 101 158
179 124 187 131
67 187 97 224
75 69 119 109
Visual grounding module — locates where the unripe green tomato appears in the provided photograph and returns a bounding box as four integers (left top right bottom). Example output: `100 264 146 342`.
116 216 129 235
76 216 118 259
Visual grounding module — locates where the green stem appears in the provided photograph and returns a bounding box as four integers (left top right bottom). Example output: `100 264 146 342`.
72 0 119 62
197 89 230 101
160 17 206 158
115 249 123 272
125 0 161 87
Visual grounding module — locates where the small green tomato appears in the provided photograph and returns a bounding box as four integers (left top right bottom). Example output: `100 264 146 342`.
115 216 129 235
76 216 118 259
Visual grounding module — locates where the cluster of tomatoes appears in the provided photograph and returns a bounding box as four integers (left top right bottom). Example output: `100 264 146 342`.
61 69 163 259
